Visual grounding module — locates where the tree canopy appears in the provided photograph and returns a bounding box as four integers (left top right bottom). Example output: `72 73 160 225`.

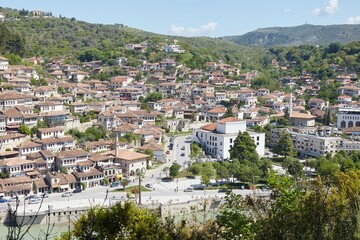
229 131 259 162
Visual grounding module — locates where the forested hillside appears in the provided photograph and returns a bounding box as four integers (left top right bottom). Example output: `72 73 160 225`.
0 8 269 69
224 24 360 47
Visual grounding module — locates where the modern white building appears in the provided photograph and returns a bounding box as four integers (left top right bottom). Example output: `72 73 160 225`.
337 108 360 129
270 128 360 157
193 117 265 160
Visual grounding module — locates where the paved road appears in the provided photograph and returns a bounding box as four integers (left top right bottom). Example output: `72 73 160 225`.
3 181 270 213
0 128 273 214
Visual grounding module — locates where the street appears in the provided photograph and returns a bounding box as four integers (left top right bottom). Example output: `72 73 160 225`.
0 130 272 214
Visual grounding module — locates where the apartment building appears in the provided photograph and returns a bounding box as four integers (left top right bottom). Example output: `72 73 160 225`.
337 107 360 129
270 128 360 157
193 117 265 160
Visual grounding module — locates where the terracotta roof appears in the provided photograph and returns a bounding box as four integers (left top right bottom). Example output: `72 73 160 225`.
35 136 74 145
118 149 149 161
0 91 30 100
40 111 69 117
33 177 49 188
17 140 42 149
218 117 240 123
291 112 316 119
4 157 34 167
309 98 325 103
89 154 114 162
57 149 89 159
200 123 217 131
1 176 32 185
59 173 77 184
343 127 360 133
2 108 23 118
113 122 138 132
156 98 178 103
37 127 63 133
85 140 114 148
40 150 55 158
208 107 226 113
0 133 26 141
77 160 93 167
74 167 103 178
137 142 163 151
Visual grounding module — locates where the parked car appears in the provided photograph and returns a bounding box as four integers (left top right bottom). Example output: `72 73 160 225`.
218 189 232 193
25 194 38 200
61 192 73 197
110 182 120 188
8 197 18 202
0 197 7 203
73 188 82 193
184 187 193 192
28 197 41 204
161 177 173 182
180 153 185 156
145 184 153 189
181 146 185 150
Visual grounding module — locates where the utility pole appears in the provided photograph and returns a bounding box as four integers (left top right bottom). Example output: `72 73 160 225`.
135 169 143 205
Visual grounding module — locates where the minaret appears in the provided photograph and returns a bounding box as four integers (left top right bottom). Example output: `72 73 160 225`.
289 92 293 118
115 131 119 163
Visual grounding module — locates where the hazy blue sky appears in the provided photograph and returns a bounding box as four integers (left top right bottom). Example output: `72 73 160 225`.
1 0 359 37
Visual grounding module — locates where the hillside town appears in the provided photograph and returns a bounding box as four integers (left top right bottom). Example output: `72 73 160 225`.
0 38 359 199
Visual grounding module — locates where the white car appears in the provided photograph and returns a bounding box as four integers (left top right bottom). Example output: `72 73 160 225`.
28 197 41 204
183 187 193 192
61 192 73 197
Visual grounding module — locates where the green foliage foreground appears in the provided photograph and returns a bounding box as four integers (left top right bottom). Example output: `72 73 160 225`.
55 170 360 240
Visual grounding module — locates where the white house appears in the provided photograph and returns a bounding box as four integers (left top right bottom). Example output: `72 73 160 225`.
37 127 65 139
193 117 265 160
117 149 149 177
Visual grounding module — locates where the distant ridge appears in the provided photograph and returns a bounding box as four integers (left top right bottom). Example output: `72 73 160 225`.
223 24 360 47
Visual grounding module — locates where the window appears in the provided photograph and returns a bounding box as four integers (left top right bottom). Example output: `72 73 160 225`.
230 138 233 143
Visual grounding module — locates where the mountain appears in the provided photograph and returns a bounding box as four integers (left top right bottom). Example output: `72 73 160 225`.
223 24 360 47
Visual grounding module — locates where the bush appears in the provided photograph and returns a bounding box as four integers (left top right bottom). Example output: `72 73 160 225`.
103 176 109 186
80 182 86 191
190 165 201 175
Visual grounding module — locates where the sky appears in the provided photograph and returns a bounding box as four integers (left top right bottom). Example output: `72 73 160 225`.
0 0 359 37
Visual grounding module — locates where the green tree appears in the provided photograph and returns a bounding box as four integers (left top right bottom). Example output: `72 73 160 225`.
217 193 255 240
282 157 303 177
169 163 181 179
144 92 163 102
201 164 216 186
103 176 109 186
229 131 259 162
222 107 234 118
18 124 30 135
189 164 201 175
275 132 296 158
120 178 130 189
72 201 166 240
190 142 202 158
